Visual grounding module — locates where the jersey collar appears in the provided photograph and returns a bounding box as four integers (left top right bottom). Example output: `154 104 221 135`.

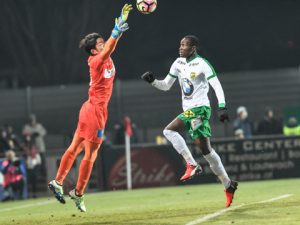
186 53 200 63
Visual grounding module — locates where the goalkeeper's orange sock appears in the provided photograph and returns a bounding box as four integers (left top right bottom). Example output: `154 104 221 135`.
55 150 77 185
75 159 94 196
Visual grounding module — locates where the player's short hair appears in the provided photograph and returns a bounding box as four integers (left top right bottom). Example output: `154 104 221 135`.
184 35 200 50
79 33 103 55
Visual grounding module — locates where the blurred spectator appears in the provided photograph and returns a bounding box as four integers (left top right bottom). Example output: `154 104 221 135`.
0 150 25 201
233 106 253 138
0 172 4 200
112 119 138 145
5 124 22 151
0 127 15 155
22 114 47 174
256 107 283 135
283 117 300 136
234 129 245 139
156 135 168 144
23 135 41 198
113 122 124 145
131 123 139 144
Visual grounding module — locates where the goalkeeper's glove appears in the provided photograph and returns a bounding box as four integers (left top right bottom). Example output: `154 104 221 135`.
141 71 155 83
217 107 230 123
111 18 129 39
118 4 133 23
111 4 132 39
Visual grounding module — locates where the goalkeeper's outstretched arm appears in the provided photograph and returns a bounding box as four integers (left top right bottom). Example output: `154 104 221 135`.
100 4 133 61
141 72 176 91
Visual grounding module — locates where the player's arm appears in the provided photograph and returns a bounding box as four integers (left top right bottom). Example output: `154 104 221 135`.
141 59 179 91
209 76 229 125
208 77 229 122
208 76 225 108
98 36 119 62
95 4 132 62
141 72 176 91
202 59 229 122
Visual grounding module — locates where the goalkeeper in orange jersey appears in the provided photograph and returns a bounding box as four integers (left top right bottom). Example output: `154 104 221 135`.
48 4 133 212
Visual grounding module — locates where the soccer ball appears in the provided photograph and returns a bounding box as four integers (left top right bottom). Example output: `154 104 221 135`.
136 0 157 14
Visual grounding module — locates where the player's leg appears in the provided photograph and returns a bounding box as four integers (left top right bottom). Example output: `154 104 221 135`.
196 137 231 186
55 131 84 184
196 136 238 207
69 140 101 212
48 131 84 204
163 117 201 181
76 140 101 195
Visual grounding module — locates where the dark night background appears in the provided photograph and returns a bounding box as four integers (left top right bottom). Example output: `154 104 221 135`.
0 0 299 88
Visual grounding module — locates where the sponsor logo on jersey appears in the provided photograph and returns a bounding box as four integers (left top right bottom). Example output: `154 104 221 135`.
175 68 181 74
181 78 194 96
184 96 193 100
104 68 115 78
191 117 202 130
190 72 196 80
183 110 195 118
177 60 186 65
189 62 199 67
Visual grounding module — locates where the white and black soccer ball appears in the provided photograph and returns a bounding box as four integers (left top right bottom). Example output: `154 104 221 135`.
136 0 157 14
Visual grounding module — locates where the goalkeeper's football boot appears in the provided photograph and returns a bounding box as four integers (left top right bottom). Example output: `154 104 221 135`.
48 180 66 204
180 163 202 182
225 180 238 208
69 189 86 212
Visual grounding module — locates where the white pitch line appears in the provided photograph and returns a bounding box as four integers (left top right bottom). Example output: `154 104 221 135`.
185 194 292 225
0 199 56 213
257 194 292 204
185 204 245 225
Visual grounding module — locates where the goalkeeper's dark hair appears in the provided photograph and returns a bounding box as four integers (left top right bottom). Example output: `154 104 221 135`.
184 35 200 50
79 33 103 55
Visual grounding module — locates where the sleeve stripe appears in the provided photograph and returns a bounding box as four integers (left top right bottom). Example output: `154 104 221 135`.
207 74 216 80
218 103 226 108
168 73 177 78
202 58 217 75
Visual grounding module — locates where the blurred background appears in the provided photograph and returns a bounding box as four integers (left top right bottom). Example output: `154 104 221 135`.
0 0 299 200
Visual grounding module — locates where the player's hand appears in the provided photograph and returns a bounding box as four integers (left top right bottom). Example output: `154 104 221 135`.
218 107 229 123
119 4 133 23
111 18 129 39
141 71 155 83
115 18 129 32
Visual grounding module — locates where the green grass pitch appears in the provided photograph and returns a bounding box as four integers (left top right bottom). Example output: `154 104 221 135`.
0 178 300 225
